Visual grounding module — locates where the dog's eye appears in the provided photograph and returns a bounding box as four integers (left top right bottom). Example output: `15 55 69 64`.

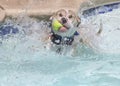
69 15 73 19
59 13 63 17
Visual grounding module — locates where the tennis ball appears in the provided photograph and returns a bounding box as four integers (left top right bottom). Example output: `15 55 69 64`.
52 20 63 31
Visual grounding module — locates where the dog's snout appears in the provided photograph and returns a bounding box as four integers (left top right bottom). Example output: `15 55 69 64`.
61 18 67 24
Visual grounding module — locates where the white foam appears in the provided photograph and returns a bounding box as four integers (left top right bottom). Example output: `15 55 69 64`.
80 7 120 54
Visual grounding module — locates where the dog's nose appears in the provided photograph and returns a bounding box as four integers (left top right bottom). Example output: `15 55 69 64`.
61 18 67 24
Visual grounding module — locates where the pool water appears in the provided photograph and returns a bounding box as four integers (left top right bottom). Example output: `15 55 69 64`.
0 3 120 86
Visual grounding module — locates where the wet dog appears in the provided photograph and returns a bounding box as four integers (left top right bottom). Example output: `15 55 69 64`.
44 9 81 55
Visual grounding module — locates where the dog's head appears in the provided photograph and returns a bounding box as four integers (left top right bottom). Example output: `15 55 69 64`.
50 9 81 29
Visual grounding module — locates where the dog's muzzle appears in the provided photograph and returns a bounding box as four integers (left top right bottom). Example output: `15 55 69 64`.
61 18 67 24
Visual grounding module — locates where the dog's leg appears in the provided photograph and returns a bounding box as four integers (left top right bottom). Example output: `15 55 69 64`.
70 43 78 57
56 47 62 54
69 37 79 56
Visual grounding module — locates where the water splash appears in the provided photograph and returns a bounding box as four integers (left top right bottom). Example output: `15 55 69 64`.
79 2 120 54
0 1 120 86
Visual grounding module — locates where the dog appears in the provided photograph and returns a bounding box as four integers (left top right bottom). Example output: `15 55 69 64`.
44 9 81 55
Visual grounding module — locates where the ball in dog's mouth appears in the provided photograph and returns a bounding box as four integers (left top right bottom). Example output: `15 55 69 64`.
52 20 69 32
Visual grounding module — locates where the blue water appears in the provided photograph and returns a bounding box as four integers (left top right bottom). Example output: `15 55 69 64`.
0 3 120 86
82 2 120 17
0 39 120 86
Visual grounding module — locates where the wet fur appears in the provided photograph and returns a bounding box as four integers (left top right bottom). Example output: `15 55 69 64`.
45 9 81 55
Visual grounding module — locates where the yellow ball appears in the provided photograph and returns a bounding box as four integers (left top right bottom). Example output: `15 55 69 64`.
52 20 63 31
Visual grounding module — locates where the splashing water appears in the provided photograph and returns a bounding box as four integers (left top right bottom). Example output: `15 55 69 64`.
80 2 120 54
0 2 120 86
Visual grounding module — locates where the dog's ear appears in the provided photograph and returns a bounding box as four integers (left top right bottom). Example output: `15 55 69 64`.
49 13 56 21
76 16 81 27
49 16 53 21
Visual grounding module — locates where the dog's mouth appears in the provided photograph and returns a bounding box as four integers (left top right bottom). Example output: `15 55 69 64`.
62 24 69 30
63 23 72 30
